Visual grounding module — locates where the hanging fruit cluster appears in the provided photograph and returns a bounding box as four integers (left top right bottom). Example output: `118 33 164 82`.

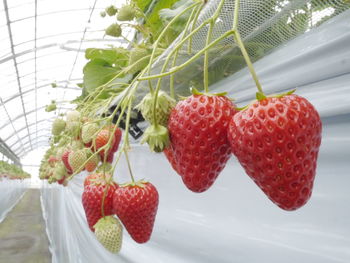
0 161 31 180
39 0 322 254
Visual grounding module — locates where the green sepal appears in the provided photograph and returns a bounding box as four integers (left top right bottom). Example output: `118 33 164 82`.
190 87 228 97
272 89 296 98
256 91 267 101
141 124 170 152
120 179 148 188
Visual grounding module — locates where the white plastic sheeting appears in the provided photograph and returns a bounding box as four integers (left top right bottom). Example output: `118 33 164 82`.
0 179 29 223
40 10 350 263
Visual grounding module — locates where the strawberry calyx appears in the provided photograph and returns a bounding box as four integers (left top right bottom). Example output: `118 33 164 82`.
190 87 227 97
120 180 148 188
238 89 297 111
141 124 170 152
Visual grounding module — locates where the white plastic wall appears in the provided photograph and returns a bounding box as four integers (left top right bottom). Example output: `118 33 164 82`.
40 10 350 263
0 179 29 223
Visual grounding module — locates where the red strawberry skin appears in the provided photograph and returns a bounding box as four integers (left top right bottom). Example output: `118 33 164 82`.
164 148 181 175
167 95 236 192
228 95 322 211
82 183 117 231
113 182 159 243
61 151 73 174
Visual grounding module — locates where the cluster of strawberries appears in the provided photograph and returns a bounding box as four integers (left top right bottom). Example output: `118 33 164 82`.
40 109 160 253
82 173 159 252
163 91 322 211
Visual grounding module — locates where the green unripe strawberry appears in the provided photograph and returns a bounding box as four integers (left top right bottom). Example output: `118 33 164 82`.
45 103 56 112
94 216 123 253
68 149 87 173
82 123 99 144
52 118 66 136
105 5 118 16
71 140 84 151
117 5 135 21
66 121 80 138
127 47 150 74
53 163 67 180
56 147 65 160
100 11 106 18
136 91 176 126
105 23 122 37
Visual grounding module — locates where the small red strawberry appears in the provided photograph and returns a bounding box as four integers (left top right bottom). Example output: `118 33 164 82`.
61 150 73 174
111 126 122 153
167 92 236 192
113 181 159 244
82 180 117 231
228 94 322 211
85 149 100 172
94 128 115 161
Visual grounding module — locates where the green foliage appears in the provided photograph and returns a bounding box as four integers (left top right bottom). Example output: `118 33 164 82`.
83 48 129 95
0 161 31 179
132 0 153 12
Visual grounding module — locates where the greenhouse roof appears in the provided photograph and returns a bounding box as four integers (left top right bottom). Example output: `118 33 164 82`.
0 0 131 161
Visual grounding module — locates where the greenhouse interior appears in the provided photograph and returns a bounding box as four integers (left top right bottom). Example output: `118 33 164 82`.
0 0 349 262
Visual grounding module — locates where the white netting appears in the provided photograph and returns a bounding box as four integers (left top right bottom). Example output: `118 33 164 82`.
134 0 350 100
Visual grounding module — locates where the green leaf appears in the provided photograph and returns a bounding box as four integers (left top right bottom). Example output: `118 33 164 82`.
85 48 129 66
83 59 121 94
132 0 153 12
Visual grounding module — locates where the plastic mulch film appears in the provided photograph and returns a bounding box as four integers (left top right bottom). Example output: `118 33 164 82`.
0 179 29 223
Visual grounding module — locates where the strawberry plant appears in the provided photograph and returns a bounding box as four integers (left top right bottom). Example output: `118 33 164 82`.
39 0 325 254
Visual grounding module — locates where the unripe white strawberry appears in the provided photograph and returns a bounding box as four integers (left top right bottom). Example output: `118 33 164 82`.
52 118 66 136
68 149 87 173
105 24 122 37
66 110 81 122
94 216 123 253
117 5 135 21
53 163 67 180
82 123 99 144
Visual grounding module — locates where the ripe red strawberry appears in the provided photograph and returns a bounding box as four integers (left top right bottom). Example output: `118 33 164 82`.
113 181 159 243
82 181 117 231
61 150 73 174
167 94 236 192
228 94 322 211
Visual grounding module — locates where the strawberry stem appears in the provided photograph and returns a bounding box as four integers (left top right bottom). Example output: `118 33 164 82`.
124 149 135 183
232 0 264 95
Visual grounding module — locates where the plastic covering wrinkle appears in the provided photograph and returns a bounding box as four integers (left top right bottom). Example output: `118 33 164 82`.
0 179 29 223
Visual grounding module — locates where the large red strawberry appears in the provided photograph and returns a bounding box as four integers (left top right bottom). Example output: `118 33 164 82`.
167 93 236 192
61 150 73 174
82 181 117 231
113 181 159 243
228 94 322 211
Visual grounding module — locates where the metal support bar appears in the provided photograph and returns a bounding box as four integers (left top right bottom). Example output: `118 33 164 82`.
3 0 33 150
